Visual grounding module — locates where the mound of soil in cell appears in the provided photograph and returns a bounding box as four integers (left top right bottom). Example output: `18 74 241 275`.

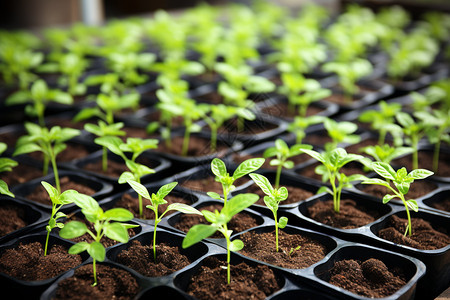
0 205 27 236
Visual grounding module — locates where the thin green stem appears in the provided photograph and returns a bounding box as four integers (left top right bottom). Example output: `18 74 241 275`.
153 219 158 263
102 146 108 172
182 127 191 157
275 164 282 190
433 140 441 173
44 230 50 256
50 153 60 194
92 259 98 286
274 212 279 252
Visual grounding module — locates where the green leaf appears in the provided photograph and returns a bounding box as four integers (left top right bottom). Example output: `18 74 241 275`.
126 179 150 199
279 216 288 229
167 203 202 215
249 173 273 196
317 186 333 195
156 182 177 199
94 136 124 158
222 193 259 219
229 239 244 251
68 242 90 254
211 158 227 178
118 171 135 184
302 149 324 163
361 178 390 187
0 181 14 197
182 224 217 248
202 210 217 223
88 241 106 262
233 158 265 179
406 200 419 212
207 192 222 200
408 169 434 180
371 162 396 181
103 208 134 222
13 143 42 156
41 181 59 201
5 90 30 105
59 221 88 239
103 222 130 243
72 193 99 215
382 194 396 204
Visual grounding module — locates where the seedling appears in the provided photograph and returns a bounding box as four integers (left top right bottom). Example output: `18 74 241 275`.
287 115 325 144
126 180 201 262
41 181 77 256
395 111 427 170
208 157 264 209
263 139 312 189
182 193 259 284
13 123 80 193
322 58 373 102
59 193 138 286
0 142 17 197
358 101 403 145
323 118 361 150
360 144 413 168
414 109 450 173
362 162 433 236
202 104 254 152
83 121 126 172
289 245 302 257
6 79 73 127
249 173 288 252
302 148 369 213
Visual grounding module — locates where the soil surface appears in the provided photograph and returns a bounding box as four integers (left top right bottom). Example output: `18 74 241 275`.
260 101 325 119
427 195 450 212
82 156 159 179
114 193 191 219
246 184 315 206
239 229 328 269
307 199 382 229
186 256 282 300
173 203 260 238
53 264 140 300
157 136 230 157
181 175 249 194
392 150 450 178
327 258 407 298
0 204 28 236
378 214 450 250
0 241 82 281
24 176 96 206
0 162 44 187
27 142 91 162
116 240 192 277
359 179 438 200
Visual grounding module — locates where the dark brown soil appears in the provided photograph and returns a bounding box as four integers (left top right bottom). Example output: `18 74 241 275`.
120 126 159 140
114 193 191 219
0 205 28 236
392 150 450 178
60 214 137 248
307 199 381 229
239 229 328 269
360 179 438 200
378 214 450 250
0 241 82 281
116 240 192 277
323 85 376 106
260 101 325 119
427 195 450 212
327 258 407 298
247 184 315 205
157 135 229 157
53 264 140 300
186 256 282 300
181 175 249 194
25 176 96 206
27 142 91 162
173 203 260 238
302 132 332 147
0 163 43 187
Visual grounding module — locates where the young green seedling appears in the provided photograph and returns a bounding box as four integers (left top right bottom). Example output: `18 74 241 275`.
0 142 18 197
13 123 80 193
6 79 73 127
362 162 433 236
83 121 126 172
41 181 78 256
182 193 259 284
117 137 159 218
249 173 288 252
360 144 413 168
263 139 312 189
59 193 138 286
126 180 201 262
287 115 325 144
395 111 427 170
209 157 264 209
302 148 369 213
323 118 361 150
